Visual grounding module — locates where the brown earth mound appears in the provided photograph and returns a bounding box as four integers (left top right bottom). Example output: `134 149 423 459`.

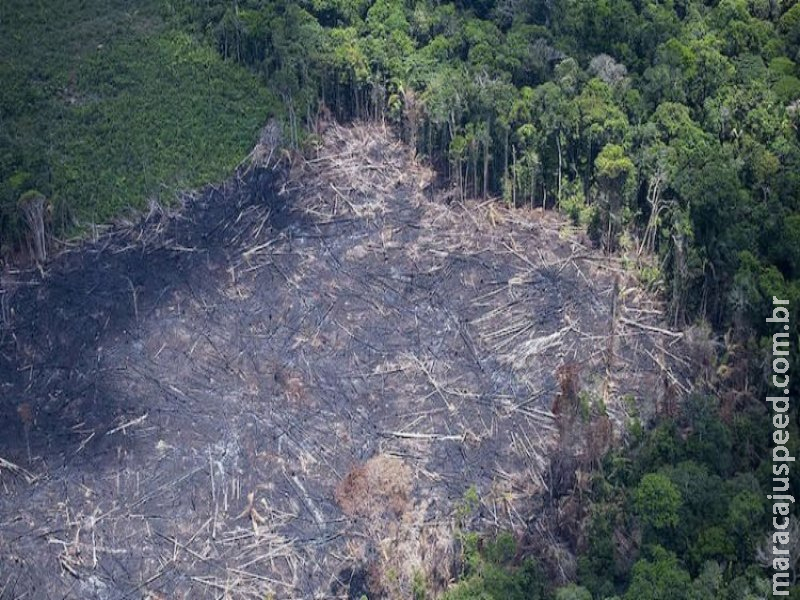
0 123 692 599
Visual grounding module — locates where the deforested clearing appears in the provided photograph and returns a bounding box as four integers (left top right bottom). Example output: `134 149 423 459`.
0 123 692 598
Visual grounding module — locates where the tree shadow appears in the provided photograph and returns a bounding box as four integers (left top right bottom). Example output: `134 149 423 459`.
0 167 302 474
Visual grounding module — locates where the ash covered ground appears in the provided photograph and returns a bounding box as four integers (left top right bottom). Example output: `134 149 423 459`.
0 124 692 599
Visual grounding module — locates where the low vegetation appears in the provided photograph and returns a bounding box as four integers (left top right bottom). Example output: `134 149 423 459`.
0 0 276 250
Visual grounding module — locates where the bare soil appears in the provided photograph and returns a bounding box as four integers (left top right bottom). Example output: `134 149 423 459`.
0 123 692 599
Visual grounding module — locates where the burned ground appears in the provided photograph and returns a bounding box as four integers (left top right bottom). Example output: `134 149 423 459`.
0 124 692 599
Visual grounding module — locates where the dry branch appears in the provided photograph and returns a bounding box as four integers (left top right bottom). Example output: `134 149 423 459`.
0 456 36 483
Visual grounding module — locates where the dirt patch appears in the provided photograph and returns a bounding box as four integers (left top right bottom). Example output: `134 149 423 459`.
0 123 693 599
336 455 412 520
333 455 444 598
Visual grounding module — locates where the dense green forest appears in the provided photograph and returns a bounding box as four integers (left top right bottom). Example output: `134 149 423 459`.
439 395 798 599
2 0 799 597
166 0 800 341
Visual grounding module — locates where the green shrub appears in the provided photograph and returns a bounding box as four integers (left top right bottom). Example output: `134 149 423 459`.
442 533 548 600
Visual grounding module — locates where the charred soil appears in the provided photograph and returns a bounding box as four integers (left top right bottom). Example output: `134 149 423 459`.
0 123 692 599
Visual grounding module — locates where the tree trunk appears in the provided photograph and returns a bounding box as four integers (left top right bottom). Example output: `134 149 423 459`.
472 145 478 199
512 146 517 206
556 132 563 209
503 129 509 187
19 192 47 263
483 138 490 198
671 231 687 328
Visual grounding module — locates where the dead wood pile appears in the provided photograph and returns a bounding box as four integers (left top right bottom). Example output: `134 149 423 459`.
0 122 694 599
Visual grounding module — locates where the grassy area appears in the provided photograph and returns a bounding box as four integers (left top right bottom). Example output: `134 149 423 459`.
0 0 277 250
